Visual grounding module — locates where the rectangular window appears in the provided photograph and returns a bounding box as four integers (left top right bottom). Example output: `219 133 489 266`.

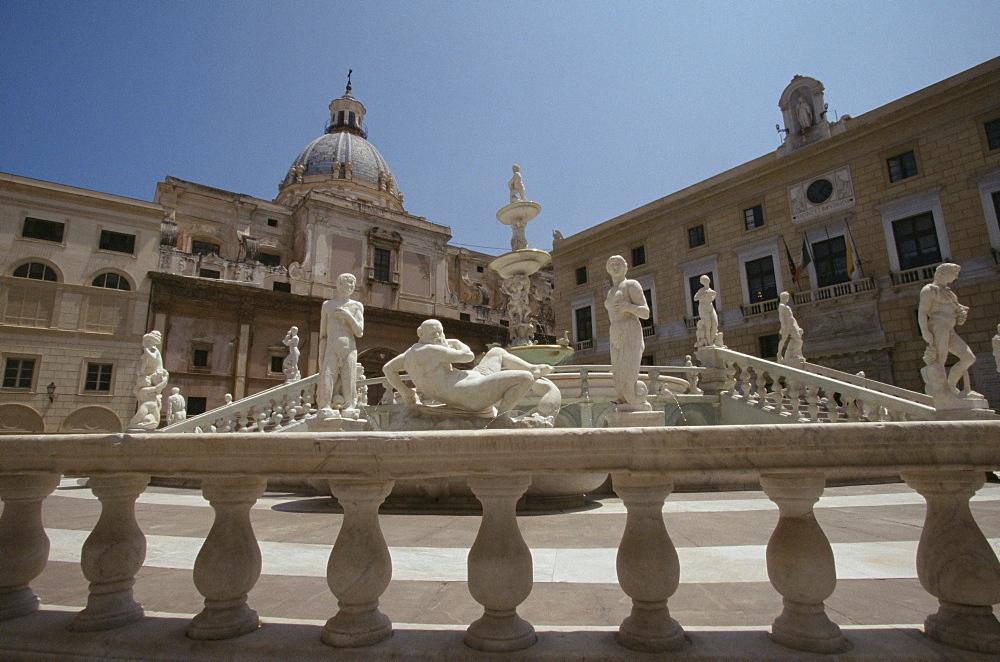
759 333 781 359
745 256 777 302
267 218 279 227
373 247 391 282
641 355 655 366
892 211 942 270
84 363 113 392
459 313 470 321
187 397 207 416
575 266 588 285
269 355 284 374
688 225 705 248
641 288 654 329
476 265 484 273
811 235 849 288
191 240 220 256
2 358 35 389
199 268 221 279
98 230 136 254
257 252 281 267
192 348 210 368
992 190 1000 231
22 217 65 243
887 150 918 183
744 205 764 230
631 245 646 267
574 306 593 342
272 281 291 293
985 118 1000 150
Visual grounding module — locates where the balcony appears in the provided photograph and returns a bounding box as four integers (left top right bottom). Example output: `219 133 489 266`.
0 422 998 659
890 263 942 287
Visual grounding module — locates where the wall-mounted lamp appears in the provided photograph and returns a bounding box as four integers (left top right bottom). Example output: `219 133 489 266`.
47 382 56 402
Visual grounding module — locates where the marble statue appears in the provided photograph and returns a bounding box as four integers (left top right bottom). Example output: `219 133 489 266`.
604 255 651 410
383 319 557 419
356 363 368 406
776 291 805 365
918 263 980 402
224 393 233 405
508 164 526 203
992 324 1000 372
796 99 813 132
282 326 301 381
166 387 186 425
316 273 365 419
127 330 169 431
694 274 723 348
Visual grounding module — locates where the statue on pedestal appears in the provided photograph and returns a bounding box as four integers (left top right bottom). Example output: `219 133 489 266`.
776 292 805 366
316 274 364 419
166 387 186 425
127 331 169 431
604 255 650 410
508 164 527 203
918 263 981 405
694 275 724 349
282 326 301 382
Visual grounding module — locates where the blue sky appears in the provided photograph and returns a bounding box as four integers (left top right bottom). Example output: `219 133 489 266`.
1 1 996 254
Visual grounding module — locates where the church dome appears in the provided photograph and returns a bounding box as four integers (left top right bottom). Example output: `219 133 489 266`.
277 76 404 210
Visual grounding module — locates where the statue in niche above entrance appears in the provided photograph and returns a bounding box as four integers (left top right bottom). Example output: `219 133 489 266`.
316 273 364 419
918 263 982 405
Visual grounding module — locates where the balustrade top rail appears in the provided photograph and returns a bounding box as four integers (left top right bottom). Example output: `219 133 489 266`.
4 421 998 479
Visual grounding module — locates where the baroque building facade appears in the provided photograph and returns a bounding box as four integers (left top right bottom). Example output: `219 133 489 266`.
146 82 553 416
0 173 162 433
2 82 555 429
554 58 1000 407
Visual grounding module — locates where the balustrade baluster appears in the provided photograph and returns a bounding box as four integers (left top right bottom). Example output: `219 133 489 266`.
901 470 1000 654
70 474 149 631
786 379 802 419
612 473 687 652
842 396 860 422
722 359 737 392
760 472 848 653
0 474 60 620
579 369 590 401
755 370 770 408
465 475 536 652
805 386 820 422
187 476 267 640
322 479 394 647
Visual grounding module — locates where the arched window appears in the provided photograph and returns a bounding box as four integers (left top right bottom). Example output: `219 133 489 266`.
91 272 131 291
12 262 57 281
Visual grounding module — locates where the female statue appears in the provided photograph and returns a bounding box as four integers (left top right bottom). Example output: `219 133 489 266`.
604 255 650 408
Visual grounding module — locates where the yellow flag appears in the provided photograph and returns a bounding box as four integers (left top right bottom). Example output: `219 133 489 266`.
845 234 855 279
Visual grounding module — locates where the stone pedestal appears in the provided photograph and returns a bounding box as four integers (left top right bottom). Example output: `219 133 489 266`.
902 470 1000 654
611 472 687 652
606 409 665 427
760 472 849 654
322 479 394 648
0 474 60 620
187 476 267 640
465 475 536 652
70 474 149 632
306 412 368 432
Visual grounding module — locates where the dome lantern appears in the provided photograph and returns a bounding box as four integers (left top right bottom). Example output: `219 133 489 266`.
327 69 367 138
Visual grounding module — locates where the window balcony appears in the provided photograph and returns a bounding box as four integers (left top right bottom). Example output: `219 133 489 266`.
890 263 942 287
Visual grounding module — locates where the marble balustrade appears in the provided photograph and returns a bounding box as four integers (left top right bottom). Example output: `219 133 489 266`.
0 421 998 656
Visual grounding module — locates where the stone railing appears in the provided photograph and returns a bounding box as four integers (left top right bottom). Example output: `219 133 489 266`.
790 276 877 305
708 347 937 422
891 262 941 286
0 422 998 659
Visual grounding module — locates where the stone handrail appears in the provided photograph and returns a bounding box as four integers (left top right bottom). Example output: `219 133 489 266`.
0 422 998 658
708 347 937 422
790 276 878 306
799 360 935 406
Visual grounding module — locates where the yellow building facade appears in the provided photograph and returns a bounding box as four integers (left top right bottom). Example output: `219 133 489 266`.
554 58 1000 406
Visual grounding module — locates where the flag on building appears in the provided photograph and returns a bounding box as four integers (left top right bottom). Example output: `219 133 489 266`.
845 233 855 279
782 236 797 278
794 238 812 281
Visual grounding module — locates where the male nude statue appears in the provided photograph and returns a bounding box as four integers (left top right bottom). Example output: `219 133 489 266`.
383 319 552 417
317 273 364 417
918 262 976 396
508 164 526 203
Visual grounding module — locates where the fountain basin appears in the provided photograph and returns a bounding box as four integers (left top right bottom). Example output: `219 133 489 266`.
489 248 551 278
507 344 575 366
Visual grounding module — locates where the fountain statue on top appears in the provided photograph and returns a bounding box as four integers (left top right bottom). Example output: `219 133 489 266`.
383 319 561 429
489 166 573 365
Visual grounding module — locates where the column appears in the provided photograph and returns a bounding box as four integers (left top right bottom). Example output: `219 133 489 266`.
233 320 251 400
322 479 394 648
760 472 848 654
0 474 60 620
464 475 536 652
70 474 150 631
902 470 1000 654
187 476 267 640
612 472 687 652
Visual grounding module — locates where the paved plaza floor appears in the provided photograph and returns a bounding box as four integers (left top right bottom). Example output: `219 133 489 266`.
7 478 1000 660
